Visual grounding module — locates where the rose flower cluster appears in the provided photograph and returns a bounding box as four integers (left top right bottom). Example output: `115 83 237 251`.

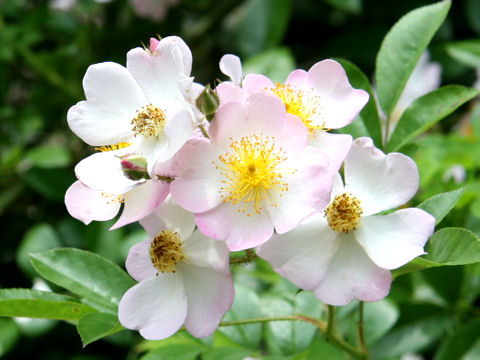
65 36 435 340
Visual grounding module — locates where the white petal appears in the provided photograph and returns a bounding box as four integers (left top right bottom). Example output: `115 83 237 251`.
111 180 169 229
182 230 230 272
257 214 341 290
355 208 435 270
179 263 234 337
125 239 156 282
67 62 146 146
64 180 120 224
140 195 196 240
126 37 192 107
159 109 195 163
345 137 419 215
118 274 187 340
313 236 392 306
219 54 243 85
75 151 139 194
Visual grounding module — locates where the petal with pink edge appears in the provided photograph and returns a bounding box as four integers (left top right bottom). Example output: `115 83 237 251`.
216 82 248 105
67 62 146 146
285 69 307 87
182 230 230 272
313 236 392 306
179 263 234 338
118 274 187 340
125 239 156 282
309 131 352 174
304 59 369 129
344 137 419 215
196 201 273 251
257 214 341 290
111 180 169 230
355 208 435 270
65 181 120 225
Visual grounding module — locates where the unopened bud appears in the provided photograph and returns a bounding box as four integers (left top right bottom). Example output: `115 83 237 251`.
195 84 220 121
120 154 150 181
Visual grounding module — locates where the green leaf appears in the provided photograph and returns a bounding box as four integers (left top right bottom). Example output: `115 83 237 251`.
140 344 205 360
445 40 480 68
323 0 362 14
393 228 480 276
219 283 263 349
0 319 19 357
387 85 479 152
370 314 450 359
23 145 72 169
362 300 399 346
77 312 124 347
260 292 322 355
233 0 292 57
201 347 253 360
0 289 97 320
21 167 75 202
424 227 480 265
243 47 295 83
29 248 135 313
375 0 451 116
16 223 61 278
417 187 464 225
434 320 480 360
336 58 383 147
306 337 344 360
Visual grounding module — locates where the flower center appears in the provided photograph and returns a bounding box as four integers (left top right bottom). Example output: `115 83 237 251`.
131 104 166 138
94 142 131 152
101 192 124 204
215 134 294 215
324 192 363 233
149 230 186 274
269 83 325 135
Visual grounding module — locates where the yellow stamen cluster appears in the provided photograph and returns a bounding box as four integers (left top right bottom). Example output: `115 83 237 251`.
95 142 131 152
149 230 186 274
131 104 166 138
215 134 294 216
101 192 124 204
324 192 363 233
269 83 325 135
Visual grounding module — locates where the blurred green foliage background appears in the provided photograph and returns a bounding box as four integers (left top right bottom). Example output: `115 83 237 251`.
2 0 480 359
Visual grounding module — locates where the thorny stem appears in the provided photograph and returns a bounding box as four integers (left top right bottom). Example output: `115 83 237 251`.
229 249 258 264
219 314 368 359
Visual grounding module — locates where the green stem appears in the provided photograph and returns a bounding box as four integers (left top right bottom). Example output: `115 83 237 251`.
326 305 336 337
219 314 367 359
358 302 368 357
198 123 211 140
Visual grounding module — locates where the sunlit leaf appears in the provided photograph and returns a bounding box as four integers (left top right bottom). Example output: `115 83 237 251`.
417 187 464 225
445 40 480 68
375 0 451 115
77 312 124 347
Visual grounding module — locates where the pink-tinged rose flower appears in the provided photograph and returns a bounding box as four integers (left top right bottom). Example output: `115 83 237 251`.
65 145 169 229
257 137 435 306
67 36 196 175
170 92 333 251
217 59 369 173
118 196 233 340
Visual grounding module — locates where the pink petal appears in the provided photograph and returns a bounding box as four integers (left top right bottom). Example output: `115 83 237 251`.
111 180 169 230
170 138 224 213
65 181 120 224
345 137 419 215
182 230 230 273
179 263 234 338
125 239 156 282
195 201 274 251
67 62 145 146
309 132 352 174
216 82 248 105
313 237 392 305
118 274 187 340
242 74 275 94
285 69 307 87
305 59 369 129
257 214 341 290
355 208 435 270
